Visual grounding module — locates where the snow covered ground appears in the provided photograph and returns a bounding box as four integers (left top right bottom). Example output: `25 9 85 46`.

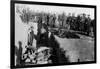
54 35 94 62
15 10 94 64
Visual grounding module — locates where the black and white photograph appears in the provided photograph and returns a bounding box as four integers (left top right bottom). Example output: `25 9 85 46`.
11 0 96 68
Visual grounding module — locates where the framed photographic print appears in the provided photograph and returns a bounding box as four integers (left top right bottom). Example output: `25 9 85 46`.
10 0 96 68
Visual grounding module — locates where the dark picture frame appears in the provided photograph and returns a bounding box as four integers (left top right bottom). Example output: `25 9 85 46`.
10 0 96 69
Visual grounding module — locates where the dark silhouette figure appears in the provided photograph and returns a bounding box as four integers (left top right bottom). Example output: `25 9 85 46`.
48 33 70 64
37 23 49 48
15 41 23 66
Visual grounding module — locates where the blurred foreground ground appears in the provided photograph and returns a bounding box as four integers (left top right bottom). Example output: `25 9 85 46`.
54 33 94 62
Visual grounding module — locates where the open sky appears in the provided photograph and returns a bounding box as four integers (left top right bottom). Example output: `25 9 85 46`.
15 3 94 19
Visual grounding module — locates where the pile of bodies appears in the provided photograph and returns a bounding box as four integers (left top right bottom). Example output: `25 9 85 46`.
22 46 52 65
